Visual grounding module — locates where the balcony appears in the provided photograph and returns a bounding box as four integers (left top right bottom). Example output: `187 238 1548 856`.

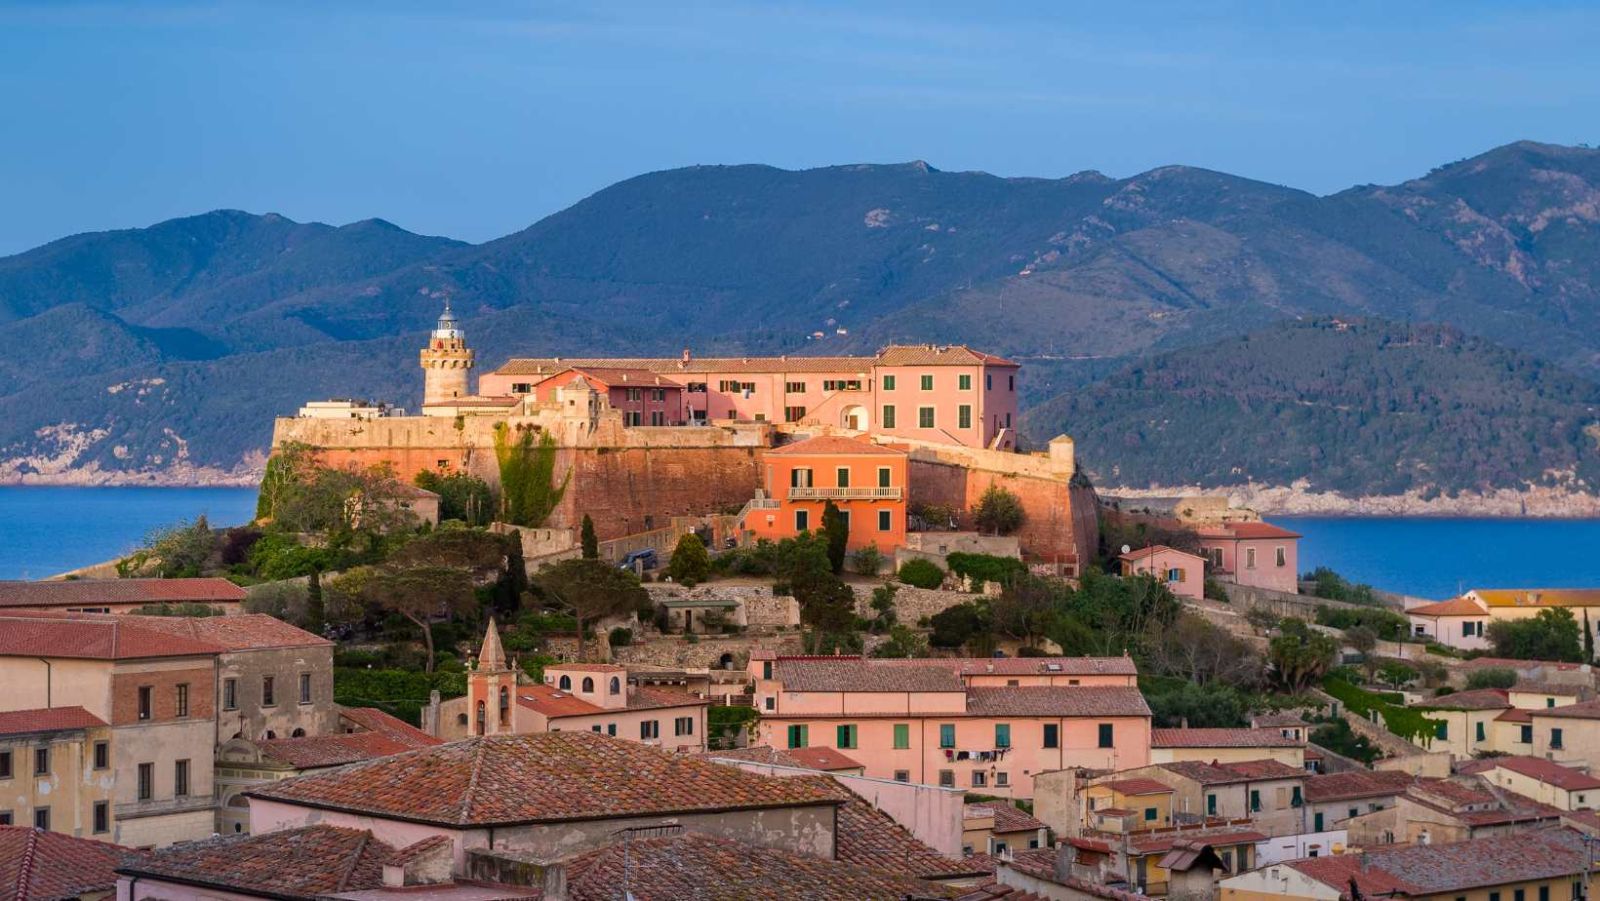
787 486 902 501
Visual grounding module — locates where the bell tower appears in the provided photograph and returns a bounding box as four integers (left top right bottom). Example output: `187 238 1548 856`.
467 617 518 736
420 298 475 405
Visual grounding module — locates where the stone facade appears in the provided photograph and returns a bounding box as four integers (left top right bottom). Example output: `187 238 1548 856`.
215 645 337 742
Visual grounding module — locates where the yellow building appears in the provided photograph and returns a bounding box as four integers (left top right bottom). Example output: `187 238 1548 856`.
1083 777 1177 831
1220 827 1589 901
1410 689 1514 758
0 707 115 838
1469 756 1600 811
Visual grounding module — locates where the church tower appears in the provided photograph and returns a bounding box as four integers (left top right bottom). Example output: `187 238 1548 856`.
420 299 475 405
466 617 518 736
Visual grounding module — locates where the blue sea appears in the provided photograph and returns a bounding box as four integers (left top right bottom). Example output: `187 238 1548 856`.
0 486 259 580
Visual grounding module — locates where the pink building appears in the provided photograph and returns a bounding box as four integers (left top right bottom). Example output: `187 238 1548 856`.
1196 521 1301 593
434 621 707 752
748 653 1152 799
525 366 687 426
479 344 1021 450
1118 545 1206 600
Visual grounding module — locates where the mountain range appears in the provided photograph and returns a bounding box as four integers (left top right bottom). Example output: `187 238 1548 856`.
3 140 1599 504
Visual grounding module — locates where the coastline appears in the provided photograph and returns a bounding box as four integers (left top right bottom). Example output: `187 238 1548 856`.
1100 482 1600 518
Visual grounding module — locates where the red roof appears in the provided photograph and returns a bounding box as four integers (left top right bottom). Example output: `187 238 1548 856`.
1197 521 1301 540
964 686 1152 717
1119 545 1205 563
0 577 246 608
1096 778 1176 796
1532 699 1600 720
1158 759 1304 785
767 435 906 457
869 656 1140 677
1487 756 1600 791
337 705 437 742
1303 769 1414 802
1290 827 1589 894
0 707 107 737
110 612 330 650
1151 727 1303 748
1127 828 1267 854
787 746 865 771
965 802 1048 835
0 613 223 660
0 826 141 901
1409 596 1489 617
115 825 424 899
1419 688 1512 711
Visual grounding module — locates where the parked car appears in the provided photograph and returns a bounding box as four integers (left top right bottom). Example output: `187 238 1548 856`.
619 548 659 571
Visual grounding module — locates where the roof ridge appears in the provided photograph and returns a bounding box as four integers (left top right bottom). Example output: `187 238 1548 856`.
15 828 40 901
459 737 488 825
334 830 372 892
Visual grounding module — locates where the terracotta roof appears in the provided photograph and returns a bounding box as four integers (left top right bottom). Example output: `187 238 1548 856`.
1196 521 1301 540
970 802 1047 835
1118 544 1205 563
1251 712 1308 728
1418 688 1512 711
111 612 330 650
0 826 140 901
1150 727 1303 748
423 395 520 407
1462 656 1585 671
768 435 905 456
1127 828 1267 854
1512 681 1586 697
545 662 628 673
537 366 685 390
875 344 1019 368
1409 596 1489 617
1407 778 1563 825
1158 759 1304 785
116 825 404 898
1005 848 1145 901
1470 589 1600 609
959 853 999 875
786 746 865 771
247 731 843 826
861 655 1140 677
496 354 875 377
1487 756 1600 791
773 659 966 693
1497 707 1535 722
338 705 439 744
0 577 246 608
561 831 959 900
1303 769 1415 802
0 613 222 659
256 730 441 770
0 706 107 737
1095 777 1176 796
1288 827 1589 895
788 777 981 880
1532 699 1600 720
964 686 1152 717
515 684 704 719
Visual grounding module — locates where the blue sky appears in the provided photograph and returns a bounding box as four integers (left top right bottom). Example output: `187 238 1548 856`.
1 0 1597 254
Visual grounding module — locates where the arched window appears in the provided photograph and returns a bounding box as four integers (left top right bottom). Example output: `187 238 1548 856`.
609 677 621 695
291 728 306 738
457 713 469 726
475 700 486 736
499 686 511 725
263 730 276 740
582 677 595 693
558 675 572 691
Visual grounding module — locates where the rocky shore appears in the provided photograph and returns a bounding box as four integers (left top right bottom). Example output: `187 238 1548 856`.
1101 481 1600 518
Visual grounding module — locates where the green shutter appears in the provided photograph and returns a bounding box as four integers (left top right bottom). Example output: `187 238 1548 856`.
788 724 808 749
940 724 955 748
995 724 1011 748
893 723 910 749
837 724 856 749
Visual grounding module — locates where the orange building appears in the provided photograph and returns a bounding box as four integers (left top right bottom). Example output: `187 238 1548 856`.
745 435 907 554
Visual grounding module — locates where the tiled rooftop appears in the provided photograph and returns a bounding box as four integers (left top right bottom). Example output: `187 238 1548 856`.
0 577 246 608
1417 688 1512 711
256 730 442 770
1289 827 1589 894
1095 777 1176 796
871 655 1141 677
1484 756 1600 790
1157 758 1304 785
1195 521 1301 540
1532 699 1600 720
768 435 905 456
698 745 806 767
0 826 141 901
788 777 980 880
970 802 1048 834
1127 827 1267 854
116 825 406 899
1407 596 1488 617
112 611 330 650
1150 727 1303 748
1303 769 1415 802
0 612 223 659
0 706 107 737
496 354 875 376
964 686 1151 717
772 659 966 693
247 731 843 827
1470 589 1600 609
561 831 959 900
786 746 865 771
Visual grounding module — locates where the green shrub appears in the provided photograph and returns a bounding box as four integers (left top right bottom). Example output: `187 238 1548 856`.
609 627 634 647
1324 674 1443 744
897 558 945 589
1465 667 1518 690
945 552 1027 588
850 545 885 576
333 667 467 725
668 533 712 586
1315 605 1411 641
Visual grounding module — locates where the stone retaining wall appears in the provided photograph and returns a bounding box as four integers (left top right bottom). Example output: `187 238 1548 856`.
610 633 806 669
645 583 801 628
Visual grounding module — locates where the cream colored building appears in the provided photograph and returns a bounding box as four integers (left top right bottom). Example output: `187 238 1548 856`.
1149 728 1306 767
1411 689 1513 758
1530 700 1600 774
0 707 116 838
1469 756 1600 811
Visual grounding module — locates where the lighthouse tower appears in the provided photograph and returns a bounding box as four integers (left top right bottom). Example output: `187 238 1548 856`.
420 299 474 405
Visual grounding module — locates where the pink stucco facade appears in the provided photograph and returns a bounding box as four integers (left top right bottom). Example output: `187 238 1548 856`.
1119 546 1206 600
1197 521 1301 593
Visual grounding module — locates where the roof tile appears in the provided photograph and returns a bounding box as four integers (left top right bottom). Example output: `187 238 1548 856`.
0 706 107 737
0 578 245 609
1150 727 1303 748
0 826 141 901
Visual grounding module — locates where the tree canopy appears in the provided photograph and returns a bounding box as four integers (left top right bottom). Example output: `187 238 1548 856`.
1487 608 1584 663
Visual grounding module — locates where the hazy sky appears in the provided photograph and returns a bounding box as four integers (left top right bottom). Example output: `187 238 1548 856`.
2 0 1597 254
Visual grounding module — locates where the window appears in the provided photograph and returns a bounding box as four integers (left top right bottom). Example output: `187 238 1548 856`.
876 466 892 488
918 407 935 428
175 683 189 718
1292 786 1303 807
787 724 809 748
1009 375 1015 391
893 724 910 749
881 374 898 391
881 405 896 428
940 724 956 748
606 723 617 736
1144 807 1157 821
822 379 862 391
1516 890 1526 901
1276 546 1287 567
34 747 48 776
625 387 642 402
959 374 972 390
1208 794 1217 815
1314 811 1324 831
1549 697 1558 708
93 801 109 834
1250 789 1262 812
791 467 813 488
650 388 667 402
939 770 955 788
625 411 642 426
1541 887 1550 901
591 725 602 733
784 406 806 422
1553 728 1565 748
609 677 621 695
894 770 910 782
93 741 108 770
1490 893 1501 901
986 372 993 390
582 677 595 692
971 771 987 788
1 751 13 779
558 675 572 690
996 772 1010 787
837 724 858 749
641 720 660 739
958 405 972 429
137 763 154 801
1098 723 1114 748
223 678 238 711
262 676 276 707
687 382 707 393
1043 724 1059 748
786 381 806 393
764 697 775 711
0 812 9 826
1168 567 1184 582
878 509 892 531
795 510 810 532
33 807 48 831
1476 722 1487 742
511 382 532 393
138 686 153 720
1245 548 1257 569
1435 721 1449 740
836 467 851 488
174 759 190 797
300 673 313 705
920 374 933 390
650 411 665 426
995 724 1011 748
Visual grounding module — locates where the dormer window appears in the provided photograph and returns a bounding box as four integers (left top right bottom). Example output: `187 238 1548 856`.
558 675 572 691
582 677 595 693
610 677 622 695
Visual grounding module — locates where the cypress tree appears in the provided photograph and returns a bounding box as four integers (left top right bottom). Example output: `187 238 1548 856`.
821 500 848 575
581 515 599 559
